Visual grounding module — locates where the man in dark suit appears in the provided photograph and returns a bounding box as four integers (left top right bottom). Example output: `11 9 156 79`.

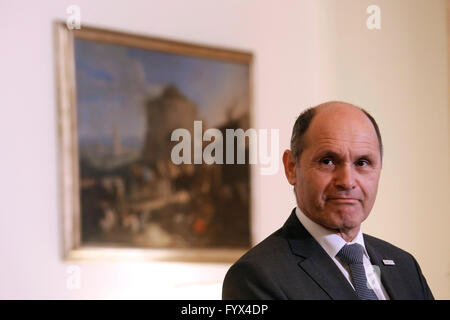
222 101 434 300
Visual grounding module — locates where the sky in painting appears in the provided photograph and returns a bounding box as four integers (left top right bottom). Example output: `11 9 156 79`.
74 38 250 146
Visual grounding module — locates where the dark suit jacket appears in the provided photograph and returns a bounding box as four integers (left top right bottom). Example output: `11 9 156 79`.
222 209 434 300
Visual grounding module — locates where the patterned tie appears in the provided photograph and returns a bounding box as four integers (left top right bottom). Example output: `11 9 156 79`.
336 243 378 300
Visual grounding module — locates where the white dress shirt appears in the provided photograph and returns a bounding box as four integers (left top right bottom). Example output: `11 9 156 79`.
295 207 389 300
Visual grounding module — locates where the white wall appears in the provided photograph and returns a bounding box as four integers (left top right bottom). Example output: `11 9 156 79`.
0 0 448 299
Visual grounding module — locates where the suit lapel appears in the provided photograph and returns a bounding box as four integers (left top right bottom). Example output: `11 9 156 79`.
364 237 408 300
283 210 359 300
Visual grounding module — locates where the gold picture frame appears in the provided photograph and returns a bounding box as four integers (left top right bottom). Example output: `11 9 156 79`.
54 22 253 262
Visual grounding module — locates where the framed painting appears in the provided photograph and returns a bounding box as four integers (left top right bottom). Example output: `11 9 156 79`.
55 22 253 262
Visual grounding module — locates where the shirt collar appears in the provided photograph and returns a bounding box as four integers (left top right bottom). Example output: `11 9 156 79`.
295 206 369 259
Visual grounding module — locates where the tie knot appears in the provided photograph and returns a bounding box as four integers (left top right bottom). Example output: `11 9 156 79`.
337 243 364 264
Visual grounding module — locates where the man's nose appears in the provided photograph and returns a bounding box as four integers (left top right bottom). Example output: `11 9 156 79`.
334 163 356 190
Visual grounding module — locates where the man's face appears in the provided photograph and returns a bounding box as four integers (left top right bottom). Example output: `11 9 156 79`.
283 104 382 235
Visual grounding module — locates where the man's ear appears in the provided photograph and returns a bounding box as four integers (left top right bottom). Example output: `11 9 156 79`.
282 149 297 186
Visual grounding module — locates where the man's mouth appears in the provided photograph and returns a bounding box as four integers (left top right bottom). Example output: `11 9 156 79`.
327 197 360 204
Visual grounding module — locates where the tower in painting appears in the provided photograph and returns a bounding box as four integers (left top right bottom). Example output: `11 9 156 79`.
112 123 122 156
141 84 199 167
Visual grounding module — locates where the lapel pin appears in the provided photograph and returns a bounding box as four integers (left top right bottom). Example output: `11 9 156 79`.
383 259 395 266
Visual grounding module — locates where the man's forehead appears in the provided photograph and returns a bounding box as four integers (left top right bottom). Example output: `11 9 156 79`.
313 127 378 143
304 103 380 149
311 105 376 135
312 137 380 156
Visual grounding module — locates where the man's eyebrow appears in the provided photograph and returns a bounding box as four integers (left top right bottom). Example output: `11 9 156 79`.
358 153 375 159
315 150 377 160
315 150 341 158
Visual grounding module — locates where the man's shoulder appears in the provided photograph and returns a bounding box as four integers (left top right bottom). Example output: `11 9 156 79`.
222 225 297 299
226 221 299 279
236 226 291 265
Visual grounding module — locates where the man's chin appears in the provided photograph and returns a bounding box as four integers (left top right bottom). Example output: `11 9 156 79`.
326 211 365 231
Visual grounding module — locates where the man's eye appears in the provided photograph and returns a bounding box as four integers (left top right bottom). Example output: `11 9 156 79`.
356 159 369 167
321 158 334 165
